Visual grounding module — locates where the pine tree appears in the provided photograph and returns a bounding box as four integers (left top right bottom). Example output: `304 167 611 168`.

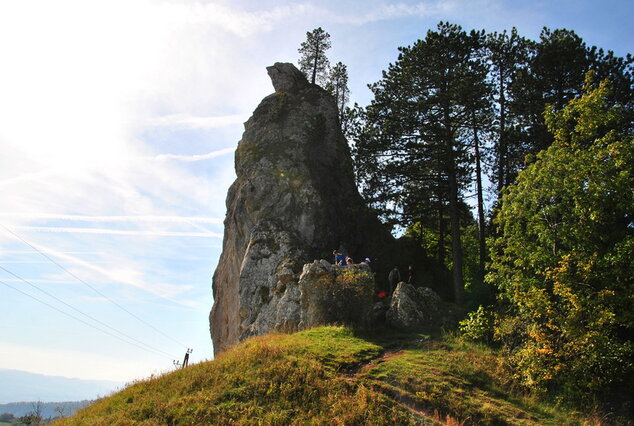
486 28 532 195
325 61 350 127
354 22 490 304
298 27 331 85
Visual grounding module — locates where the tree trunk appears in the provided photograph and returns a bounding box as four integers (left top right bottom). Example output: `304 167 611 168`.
448 164 465 305
311 53 317 84
436 175 445 265
444 116 465 305
473 117 486 283
497 70 507 195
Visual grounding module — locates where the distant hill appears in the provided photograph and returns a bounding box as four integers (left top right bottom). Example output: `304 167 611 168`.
0 400 91 419
0 369 122 404
56 326 596 425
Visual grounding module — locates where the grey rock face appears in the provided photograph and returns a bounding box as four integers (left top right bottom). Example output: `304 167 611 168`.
386 282 443 332
210 63 382 354
266 63 308 92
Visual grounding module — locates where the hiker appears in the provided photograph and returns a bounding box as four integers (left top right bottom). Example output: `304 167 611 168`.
408 264 414 283
333 250 346 266
346 256 353 265
388 266 400 294
361 257 371 265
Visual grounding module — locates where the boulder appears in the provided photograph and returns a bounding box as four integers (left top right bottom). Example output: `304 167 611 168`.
386 282 443 332
299 261 374 329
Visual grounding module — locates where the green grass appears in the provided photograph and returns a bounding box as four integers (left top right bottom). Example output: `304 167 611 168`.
55 326 594 425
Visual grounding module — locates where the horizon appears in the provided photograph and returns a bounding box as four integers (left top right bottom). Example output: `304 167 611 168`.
1 0 632 401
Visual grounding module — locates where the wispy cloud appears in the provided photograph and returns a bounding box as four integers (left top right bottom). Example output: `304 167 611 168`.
328 1 457 26
152 147 236 163
14 226 222 238
0 260 110 264
20 240 193 300
0 213 223 224
0 278 89 284
147 113 247 129
164 2 316 37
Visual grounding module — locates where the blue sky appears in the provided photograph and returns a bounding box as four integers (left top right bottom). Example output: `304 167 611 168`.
0 0 632 396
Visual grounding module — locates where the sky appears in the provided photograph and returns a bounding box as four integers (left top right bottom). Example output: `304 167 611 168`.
0 0 632 398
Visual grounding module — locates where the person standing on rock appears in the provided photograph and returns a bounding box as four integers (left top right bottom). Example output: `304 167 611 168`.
408 264 414 284
333 250 346 266
388 266 400 294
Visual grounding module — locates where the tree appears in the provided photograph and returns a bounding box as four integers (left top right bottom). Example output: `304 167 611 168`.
0 413 15 423
18 401 43 425
298 27 331 85
325 61 350 128
488 74 633 403
507 28 591 169
486 28 532 195
354 22 490 304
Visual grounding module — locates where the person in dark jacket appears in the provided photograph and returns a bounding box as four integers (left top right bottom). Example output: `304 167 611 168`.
388 267 401 294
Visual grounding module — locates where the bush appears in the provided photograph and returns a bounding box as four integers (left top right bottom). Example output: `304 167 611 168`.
459 305 494 344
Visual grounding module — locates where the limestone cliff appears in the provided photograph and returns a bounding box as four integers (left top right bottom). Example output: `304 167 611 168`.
210 63 390 354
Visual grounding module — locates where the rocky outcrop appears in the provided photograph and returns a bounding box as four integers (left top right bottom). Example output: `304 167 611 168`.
386 282 444 332
299 261 374 329
210 63 391 354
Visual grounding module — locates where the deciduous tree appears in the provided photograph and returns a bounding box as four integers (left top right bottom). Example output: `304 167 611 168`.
488 74 633 402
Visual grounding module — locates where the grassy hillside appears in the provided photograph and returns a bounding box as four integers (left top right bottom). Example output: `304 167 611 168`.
57 327 593 425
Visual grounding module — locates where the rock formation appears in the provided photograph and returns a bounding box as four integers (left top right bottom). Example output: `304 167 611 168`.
298 261 374 329
210 63 391 354
386 282 461 333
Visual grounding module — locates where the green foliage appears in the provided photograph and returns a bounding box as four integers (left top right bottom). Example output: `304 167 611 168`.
298 27 331 85
334 266 374 296
488 74 634 404
459 305 494 344
325 61 350 126
355 22 492 304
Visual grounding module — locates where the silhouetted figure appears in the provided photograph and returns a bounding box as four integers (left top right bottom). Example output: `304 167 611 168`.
408 264 414 283
388 266 400 294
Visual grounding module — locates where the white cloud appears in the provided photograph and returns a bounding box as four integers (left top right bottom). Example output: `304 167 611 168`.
8 239 193 300
15 226 222 238
152 147 236 162
147 113 248 129
0 213 223 224
330 1 457 25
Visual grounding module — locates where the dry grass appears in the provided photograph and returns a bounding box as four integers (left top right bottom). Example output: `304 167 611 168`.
55 326 602 425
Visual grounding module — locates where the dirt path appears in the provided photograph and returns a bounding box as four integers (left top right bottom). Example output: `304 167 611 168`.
340 349 453 425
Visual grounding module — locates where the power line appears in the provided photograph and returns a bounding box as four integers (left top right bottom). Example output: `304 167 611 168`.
0 223 188 348
0 279 174 360
0 264 176 359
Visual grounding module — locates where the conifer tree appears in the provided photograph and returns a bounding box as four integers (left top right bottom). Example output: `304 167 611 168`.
325 61 350 127
355 22 490 304
486 28 532 195
298 27 331 85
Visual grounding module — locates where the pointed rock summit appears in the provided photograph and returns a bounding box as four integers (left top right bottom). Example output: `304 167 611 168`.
209 63 393 354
